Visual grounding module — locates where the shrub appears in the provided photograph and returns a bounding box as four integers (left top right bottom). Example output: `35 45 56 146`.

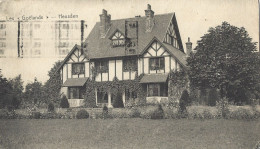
41 112 62 119
60 95 69 108
179 90 190 114
208 88 219 106
76 109 89 119
150 104 164 119
112 92 124 108
47 102 55 112
0 109 17 119
125 98 135 108
216 97 230 118
31 111 41 119
102 105 109 119
135 98 146 107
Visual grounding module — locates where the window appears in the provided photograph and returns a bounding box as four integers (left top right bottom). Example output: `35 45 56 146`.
62 24 69 29
148 84 159 96
95 61 108 73
0 42 6 47
0 24 6 29
59 42 69 48
125 89 137 100
97 91 108 103
148 84 168 97
111 31 125 47
0 49 4 55
68 87 85 99
34 42 41 47
72 63 85 75
123 58 137 72
149 57 165 71
164 22 179 49
34 24 40 29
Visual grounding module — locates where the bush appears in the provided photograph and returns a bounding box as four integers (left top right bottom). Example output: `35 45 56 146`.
41 112 62 119
179 90 190 114
60 95 69 108
216 97 230 118
76 109 89 119
47 102 55 112
112 92 124 108
31 111 41 119
102 105 109 119
208 88 219 106
0 109 17 119
151 104 164 119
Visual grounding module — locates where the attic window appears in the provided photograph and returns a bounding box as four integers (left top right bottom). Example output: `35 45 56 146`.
111 31 125 47
164 22 179 49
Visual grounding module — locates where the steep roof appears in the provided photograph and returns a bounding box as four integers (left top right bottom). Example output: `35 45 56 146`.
84 13 185 62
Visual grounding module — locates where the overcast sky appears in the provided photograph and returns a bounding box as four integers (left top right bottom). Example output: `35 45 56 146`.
0 0 259 49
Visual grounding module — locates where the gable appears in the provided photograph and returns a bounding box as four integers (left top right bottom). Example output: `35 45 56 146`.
55 45 88 73
163 14 184 52
110 29 125 40
67 47 87 63
143 40 169 57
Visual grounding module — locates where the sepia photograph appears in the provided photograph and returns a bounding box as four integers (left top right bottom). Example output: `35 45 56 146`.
0 0 259 148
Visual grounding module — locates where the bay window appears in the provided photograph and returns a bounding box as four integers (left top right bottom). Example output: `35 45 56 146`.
68 87 85 99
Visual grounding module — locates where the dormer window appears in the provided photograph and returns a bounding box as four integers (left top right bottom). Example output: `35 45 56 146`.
110 30 125 47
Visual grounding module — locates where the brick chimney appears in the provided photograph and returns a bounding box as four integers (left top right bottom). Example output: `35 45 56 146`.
145 4 154 32
99 9 111 38
185 37 192 56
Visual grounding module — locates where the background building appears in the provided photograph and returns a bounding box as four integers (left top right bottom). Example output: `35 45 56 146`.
0 20 87 85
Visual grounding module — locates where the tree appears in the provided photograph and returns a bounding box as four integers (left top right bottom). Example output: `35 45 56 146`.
44 61 62 106
9 75 24 108
187 22 260 103
23 78 45 107
0 70 13 108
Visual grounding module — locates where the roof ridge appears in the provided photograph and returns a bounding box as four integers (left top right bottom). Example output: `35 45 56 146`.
95 12 175 23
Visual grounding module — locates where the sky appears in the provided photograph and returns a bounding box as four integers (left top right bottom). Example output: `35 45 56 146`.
0 0 258 48
0 0 259 84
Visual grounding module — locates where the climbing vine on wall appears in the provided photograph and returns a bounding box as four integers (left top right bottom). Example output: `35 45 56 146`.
168 70 189 102
83 73 146 107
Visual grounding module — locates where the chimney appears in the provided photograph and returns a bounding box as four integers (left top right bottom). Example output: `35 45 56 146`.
99 9 111 38
145 4 155 32
185 37 192 56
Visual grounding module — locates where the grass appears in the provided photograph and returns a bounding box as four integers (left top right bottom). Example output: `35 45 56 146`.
0 119 259 149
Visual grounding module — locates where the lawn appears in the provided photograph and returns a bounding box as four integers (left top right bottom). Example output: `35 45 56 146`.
0 119 259 149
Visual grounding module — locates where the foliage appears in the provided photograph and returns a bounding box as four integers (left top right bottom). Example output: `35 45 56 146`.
47 103 55 112
0 71 23 109
23 78 46 107
227 107 259 120
216 97 230 118
30 112 41 119
60 95 69 108
179 90 190 114
207 88 220 106
112 92 124 108
84 74 146 108
187 22 260 104
151 104 164 119
44 61 62 106
168 70 189 102
76 109 89 119
102 105 109 119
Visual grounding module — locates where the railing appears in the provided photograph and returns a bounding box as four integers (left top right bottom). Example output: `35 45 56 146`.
68 99 84 107
146 96 168 104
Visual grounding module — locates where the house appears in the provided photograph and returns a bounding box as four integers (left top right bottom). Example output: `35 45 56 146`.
57 4 192 107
